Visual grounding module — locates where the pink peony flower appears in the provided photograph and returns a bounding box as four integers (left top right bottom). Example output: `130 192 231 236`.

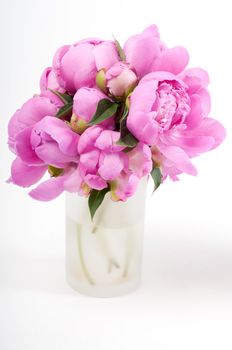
66 125 152 201
9 116 79 202
124 25 189 78
104 62 137 97
127 69 226 179
8 95 58 153
53 39 119 93
77 126 125 190
7 24 226 207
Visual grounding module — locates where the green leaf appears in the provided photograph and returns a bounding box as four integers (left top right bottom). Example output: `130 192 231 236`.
88 187 110 220
114 37 126 61
150 167 162 191
88 99 118 125
49 89 73 104
116 105 138 148
56 102 73 119
120 105 129 121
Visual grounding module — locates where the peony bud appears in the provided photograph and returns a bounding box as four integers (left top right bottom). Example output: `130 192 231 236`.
105 62 137 98
96 69 107 92
70 114 88 134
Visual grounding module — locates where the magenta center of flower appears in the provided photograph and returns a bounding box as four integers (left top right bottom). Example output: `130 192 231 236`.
153 81 190 131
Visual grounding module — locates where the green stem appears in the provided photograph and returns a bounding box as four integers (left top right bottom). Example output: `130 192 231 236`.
77 228 95 285
122 232 132 278
92 212 120 272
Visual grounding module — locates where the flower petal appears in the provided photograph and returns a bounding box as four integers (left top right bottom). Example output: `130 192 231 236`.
10 157 47 187
184 94 204 129
113 173 140 201
93 41 119 71
127 111 159 145
73 88 107 123
64 167 83 192
56 43 96 92
152 46 189 75
15 127 44 165
85 174 107 190
78 126 102 154
124 25 161 77
94 130 124 152
194 117 226 150
29 175 66 201
179 68 210 93
98 153 124 180
158 144 197 176
32 116 79 158
128 142 152 178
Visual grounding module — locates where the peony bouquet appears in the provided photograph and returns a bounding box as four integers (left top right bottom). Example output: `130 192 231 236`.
7 25 226 218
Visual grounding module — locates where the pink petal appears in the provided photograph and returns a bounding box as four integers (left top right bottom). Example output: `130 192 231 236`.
29 175 66 201
127 111 159 145
179 68 210 93
113 173 140 201
194 117 226 150
158 144 197 176
40 67 65 92
184 94 204 129
15 127 44 165
124 26 161 77
98 153 124 180
57 43 96 92
162 132 215 157
64 167 83 193
84 174 107 190
32 116 79 158
142 24 160 38
140 71 184 86
197 88 211 115
80 149 100 173
52 45 71 90
10 157 47 187
128 142 152 178
152 46 189 75
8 96 57 143
73 88 107 123
78 126 102 154
129 80 159 114
93 41 119 71
35 141 77 168
94 130 124 152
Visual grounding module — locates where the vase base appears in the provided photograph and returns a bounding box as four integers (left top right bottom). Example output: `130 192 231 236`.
66 275 141 298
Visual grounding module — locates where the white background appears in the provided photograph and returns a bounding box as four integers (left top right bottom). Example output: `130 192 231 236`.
0 0 232 349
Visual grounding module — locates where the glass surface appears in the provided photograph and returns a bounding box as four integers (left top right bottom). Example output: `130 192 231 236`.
65 177 147 297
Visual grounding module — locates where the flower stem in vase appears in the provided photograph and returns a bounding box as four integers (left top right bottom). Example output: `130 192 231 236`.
77 226 95 285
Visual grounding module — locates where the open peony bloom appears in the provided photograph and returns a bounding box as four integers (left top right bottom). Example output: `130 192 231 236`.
7 24 226 217
63 125 152 201
127 70 226 180
9 115 79 196
68 126 127 191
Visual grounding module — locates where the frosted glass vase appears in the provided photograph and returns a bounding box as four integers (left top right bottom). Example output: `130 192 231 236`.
65 177 147 297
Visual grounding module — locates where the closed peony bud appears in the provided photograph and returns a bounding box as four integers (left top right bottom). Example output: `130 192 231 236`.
105 62 137 98
70 114 88 134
